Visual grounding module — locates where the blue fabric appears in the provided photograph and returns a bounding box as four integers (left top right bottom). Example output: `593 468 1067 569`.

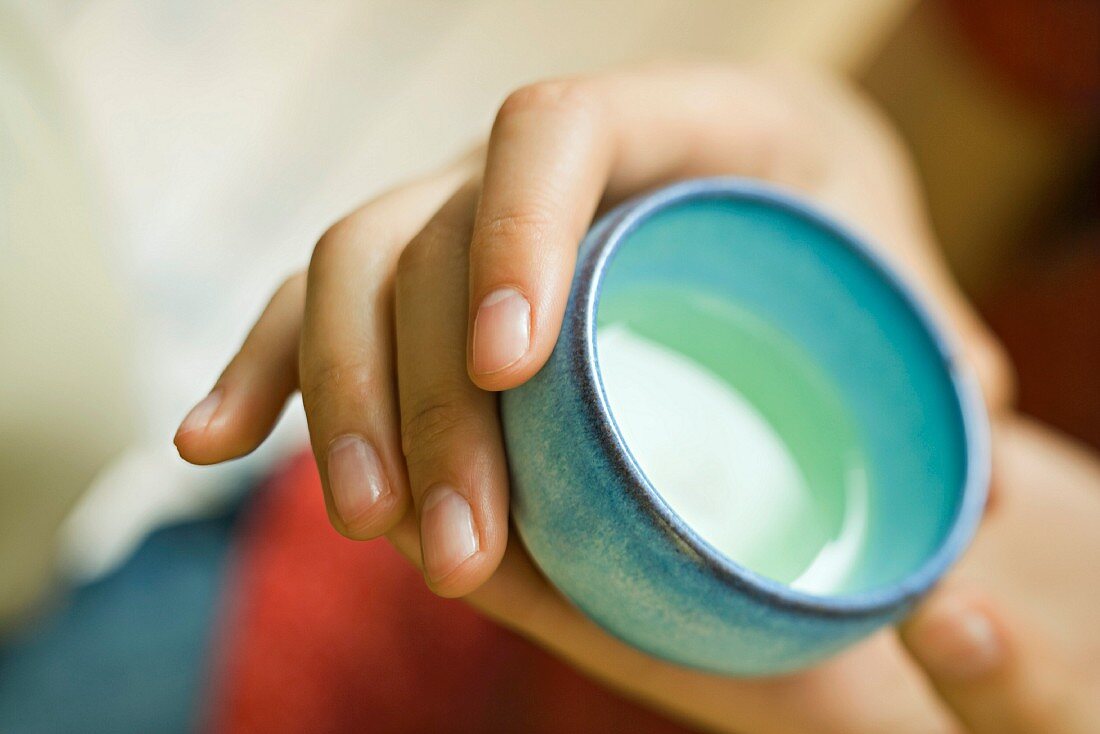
0 510 237 734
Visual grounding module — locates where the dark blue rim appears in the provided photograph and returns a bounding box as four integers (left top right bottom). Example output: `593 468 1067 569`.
575 177 990 619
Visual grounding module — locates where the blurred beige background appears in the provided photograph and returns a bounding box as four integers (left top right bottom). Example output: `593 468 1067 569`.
1 0 1087 626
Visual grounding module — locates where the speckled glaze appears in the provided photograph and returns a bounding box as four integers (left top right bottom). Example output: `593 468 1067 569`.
500 178 989 676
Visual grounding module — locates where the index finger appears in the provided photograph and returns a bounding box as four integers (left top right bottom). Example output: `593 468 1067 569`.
465 66 831 391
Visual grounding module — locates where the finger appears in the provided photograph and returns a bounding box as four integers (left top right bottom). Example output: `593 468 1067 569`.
300 167 471 540
465 66 856 391
900 589 1099 734
175 273 305 464
465 79 610 385
396 183 509 597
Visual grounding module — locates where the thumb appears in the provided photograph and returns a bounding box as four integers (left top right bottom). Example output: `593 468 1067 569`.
899 590 1098 734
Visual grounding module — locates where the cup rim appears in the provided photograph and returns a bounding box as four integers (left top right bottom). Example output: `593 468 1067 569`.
575 177 990 618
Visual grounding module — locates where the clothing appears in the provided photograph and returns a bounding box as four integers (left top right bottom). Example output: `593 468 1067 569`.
210 452 694 733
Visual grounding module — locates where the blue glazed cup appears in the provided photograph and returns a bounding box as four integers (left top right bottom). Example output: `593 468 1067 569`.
500 177 989 676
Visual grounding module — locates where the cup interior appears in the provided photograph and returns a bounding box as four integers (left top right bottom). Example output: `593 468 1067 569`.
593 191 974 597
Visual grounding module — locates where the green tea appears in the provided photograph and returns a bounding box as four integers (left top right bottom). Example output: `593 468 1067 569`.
597 284 871 594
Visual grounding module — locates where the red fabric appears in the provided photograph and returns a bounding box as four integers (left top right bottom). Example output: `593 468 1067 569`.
205 452 694 734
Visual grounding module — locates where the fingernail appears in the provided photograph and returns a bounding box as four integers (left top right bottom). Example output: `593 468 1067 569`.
177 389 223 437
420 484 479 582
327 435 391 528
472 287 530 375
911 599 1003 680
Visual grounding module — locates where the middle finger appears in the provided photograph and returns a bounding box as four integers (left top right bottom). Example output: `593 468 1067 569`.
396 183 509 597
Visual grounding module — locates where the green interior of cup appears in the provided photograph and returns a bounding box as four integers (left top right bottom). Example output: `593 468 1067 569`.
595 196 970 596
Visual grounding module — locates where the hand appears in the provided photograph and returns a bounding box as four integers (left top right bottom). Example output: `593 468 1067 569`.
175 64 1038 732
901 418 1100 734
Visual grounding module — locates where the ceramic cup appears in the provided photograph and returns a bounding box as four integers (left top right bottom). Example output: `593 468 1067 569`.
500 178 989 676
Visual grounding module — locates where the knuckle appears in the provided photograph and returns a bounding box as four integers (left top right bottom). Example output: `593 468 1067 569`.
272 271 307 302
496 79 594 127
473 204 555 256
310 215 358 268
300 356 383 409
400 397 479 458
760 91 805 141
396 214 468 278
737 88 817 182
731 72 807 146
394 240 421 279
310 210 398 273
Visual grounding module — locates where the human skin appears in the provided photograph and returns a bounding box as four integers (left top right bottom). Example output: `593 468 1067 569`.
175 64 1099 732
